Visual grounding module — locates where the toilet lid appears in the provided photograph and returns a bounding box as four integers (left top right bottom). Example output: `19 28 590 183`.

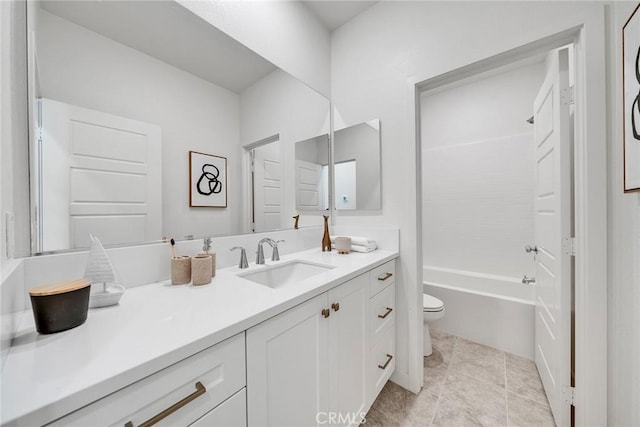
423 294 444 312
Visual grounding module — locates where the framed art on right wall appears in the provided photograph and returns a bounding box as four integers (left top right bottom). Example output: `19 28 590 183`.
623 3 640 192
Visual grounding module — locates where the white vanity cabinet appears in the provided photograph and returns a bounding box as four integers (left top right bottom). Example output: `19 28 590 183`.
367 260 396 408
247 273 369 427
47 333 246 427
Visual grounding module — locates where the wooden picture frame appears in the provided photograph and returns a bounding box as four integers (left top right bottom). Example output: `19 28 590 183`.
623 3 640 192
189 151 227 207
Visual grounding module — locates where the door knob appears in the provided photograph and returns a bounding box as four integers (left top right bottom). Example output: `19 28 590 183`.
331 303 340 312
321 309 330 318
525 245 538 254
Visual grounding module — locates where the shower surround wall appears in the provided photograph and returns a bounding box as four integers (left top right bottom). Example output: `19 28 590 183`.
421 62 545 282
420 62 545 358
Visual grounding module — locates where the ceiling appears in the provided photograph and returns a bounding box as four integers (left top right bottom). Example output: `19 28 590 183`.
304 1 377 31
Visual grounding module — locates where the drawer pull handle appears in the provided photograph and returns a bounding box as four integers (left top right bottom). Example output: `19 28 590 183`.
322 308 331 318
378 354 393 370
378 307 393 319
377 272 393 281
124 381 206 427
331 303 340 312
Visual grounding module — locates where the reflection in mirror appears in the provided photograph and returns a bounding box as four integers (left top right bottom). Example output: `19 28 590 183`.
295 134 330 212
247 137 282 233
240 69 330 234
28 0 330 253
333 119 382 210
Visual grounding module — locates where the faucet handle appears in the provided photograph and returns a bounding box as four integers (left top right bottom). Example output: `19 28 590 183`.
271 240 284 261
230 246 249 269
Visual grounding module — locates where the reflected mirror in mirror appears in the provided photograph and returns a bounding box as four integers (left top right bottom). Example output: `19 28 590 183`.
28 0 330 253
333 119 381 210
295 134 330 213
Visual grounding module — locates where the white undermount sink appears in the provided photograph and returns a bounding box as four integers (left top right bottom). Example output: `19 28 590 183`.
238 260 335 289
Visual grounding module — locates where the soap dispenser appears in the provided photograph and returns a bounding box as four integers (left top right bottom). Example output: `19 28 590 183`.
199 237 216 277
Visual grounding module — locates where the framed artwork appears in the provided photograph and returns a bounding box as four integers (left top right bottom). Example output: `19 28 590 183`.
623 3 640 192
189 151 227 207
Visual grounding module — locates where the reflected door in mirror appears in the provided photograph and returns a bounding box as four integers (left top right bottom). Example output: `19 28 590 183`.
38 99 162 252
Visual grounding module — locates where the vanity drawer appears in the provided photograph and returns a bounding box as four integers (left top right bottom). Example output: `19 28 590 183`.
369 260 395 297
368 324 395 405
190 388 246 426
370 283 395 342
49 333 246 427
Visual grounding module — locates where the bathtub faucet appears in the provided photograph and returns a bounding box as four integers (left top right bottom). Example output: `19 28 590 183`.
522 275 536 285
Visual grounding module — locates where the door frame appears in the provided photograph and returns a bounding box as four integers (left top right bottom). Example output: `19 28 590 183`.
409 7 606 425
241 134 280 234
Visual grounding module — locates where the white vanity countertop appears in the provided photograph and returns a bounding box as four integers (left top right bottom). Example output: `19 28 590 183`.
1 248 398 426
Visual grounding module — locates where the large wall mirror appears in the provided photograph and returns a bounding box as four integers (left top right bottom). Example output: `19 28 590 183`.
27 0 330 254
333 119 381 211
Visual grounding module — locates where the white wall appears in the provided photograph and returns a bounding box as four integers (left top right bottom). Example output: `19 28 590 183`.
331 0 607 399
177 0 331 97
607 3 640 425
421 63 544 280
37 10 241 242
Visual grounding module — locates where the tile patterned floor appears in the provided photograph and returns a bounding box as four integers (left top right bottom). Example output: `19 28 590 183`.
363 330 556 426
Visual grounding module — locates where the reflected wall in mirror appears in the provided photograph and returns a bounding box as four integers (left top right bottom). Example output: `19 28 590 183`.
295 134 330 212
241 69 330 233
28 0 330 253
333 119 381 210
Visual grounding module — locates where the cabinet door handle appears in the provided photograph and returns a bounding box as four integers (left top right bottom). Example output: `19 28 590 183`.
331 303 340 312
322 308 331 318
378 307 393 319
124 381 206 427
378 354 393 370
377 272 393 281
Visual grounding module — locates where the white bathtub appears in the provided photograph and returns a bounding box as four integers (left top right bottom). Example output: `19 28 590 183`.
423 265 535 359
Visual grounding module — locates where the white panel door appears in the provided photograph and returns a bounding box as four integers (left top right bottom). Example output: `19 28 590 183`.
253 141 282 232
327 274 368 427
295 160 323 211
39 98 161 251
246 294 329 426
533 47 572 427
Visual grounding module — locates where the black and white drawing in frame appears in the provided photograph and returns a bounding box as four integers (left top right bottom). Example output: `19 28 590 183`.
189 151 228 207
623 3 640 192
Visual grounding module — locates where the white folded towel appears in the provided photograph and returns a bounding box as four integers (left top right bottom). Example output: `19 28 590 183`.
330 236 377 247
330 242 377 253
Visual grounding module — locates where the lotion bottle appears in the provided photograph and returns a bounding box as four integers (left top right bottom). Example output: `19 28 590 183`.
200 237 216 277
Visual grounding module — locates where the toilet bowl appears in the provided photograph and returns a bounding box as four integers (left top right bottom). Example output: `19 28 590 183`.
423 293 445 356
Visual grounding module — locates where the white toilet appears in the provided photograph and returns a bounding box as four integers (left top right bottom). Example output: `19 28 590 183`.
423 293 445 356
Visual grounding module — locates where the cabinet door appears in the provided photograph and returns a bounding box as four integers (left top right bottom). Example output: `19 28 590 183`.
247 294 329 426
328 274 368 426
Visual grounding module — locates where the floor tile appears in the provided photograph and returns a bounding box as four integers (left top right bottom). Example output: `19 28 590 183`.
404 388 440 426
449 350 506 388
505 353 549 405
430 329 457 363
424 348 449 395
432 371 507 427
370 381 409 419
366 333 554 427
361 405 402 426
507 392 555 427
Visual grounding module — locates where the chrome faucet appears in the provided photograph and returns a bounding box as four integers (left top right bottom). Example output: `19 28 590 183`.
256 238 285 264
230 246 249 269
